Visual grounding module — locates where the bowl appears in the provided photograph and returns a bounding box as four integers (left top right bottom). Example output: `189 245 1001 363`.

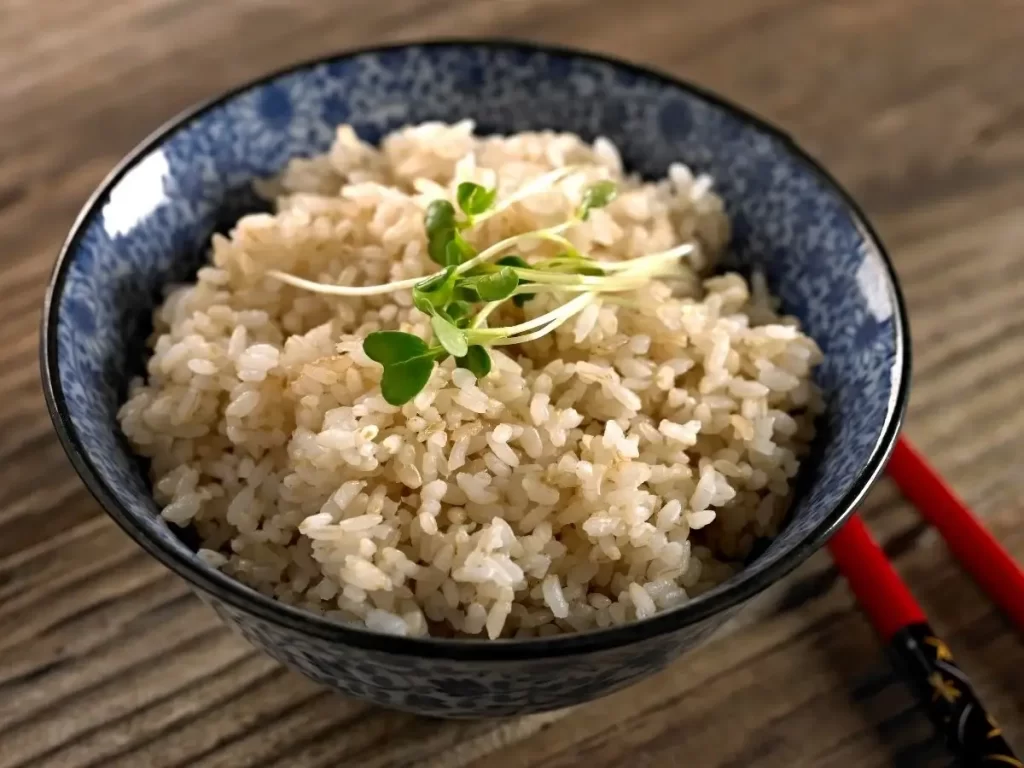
42 40 910 718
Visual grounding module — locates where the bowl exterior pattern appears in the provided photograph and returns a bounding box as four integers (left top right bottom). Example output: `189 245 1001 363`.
203 590 738 716
46 43 905 716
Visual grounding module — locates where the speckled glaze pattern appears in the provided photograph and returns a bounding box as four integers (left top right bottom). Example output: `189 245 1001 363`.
43 42 909 717
201 593 738 716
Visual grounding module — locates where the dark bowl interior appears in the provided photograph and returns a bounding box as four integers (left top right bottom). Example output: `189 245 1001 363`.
43 41 909 659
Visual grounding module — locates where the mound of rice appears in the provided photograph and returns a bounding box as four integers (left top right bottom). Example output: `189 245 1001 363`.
118 122 824 639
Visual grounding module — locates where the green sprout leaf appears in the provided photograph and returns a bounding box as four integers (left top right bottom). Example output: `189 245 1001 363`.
496 255 529 270
425 199 456 236
497 255 535 307
439 232 476 267
455 233 476 258
430 314 469 358
425 200 457 265
443 300 473 325
456 345 492 379
456 182 498 217
413 267 458 315
365 332 440 405
428 231 454 266
454 284 481 303
363 331 429 365
380 356 435 406
577 180 618 221
466 266 519 302
445 240 462 266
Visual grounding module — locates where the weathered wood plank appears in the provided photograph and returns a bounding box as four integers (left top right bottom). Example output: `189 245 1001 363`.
2 0 1022 765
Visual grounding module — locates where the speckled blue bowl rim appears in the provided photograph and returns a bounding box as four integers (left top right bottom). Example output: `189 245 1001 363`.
41 39 911 662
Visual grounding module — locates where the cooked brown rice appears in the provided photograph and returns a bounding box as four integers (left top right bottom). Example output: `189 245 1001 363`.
118 121 824 639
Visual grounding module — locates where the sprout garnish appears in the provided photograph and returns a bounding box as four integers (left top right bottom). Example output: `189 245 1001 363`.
267 172 697 405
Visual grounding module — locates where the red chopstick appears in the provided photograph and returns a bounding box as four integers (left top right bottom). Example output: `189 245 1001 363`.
887 436 1024 632
826 436 1024 763
828 515 924 641
828 517 1019 763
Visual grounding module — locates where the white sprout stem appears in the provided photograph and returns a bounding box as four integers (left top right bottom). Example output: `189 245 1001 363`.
514 265 677 288
455 221 576 275
487 322 560 346
593 242 695 272
517 244 694 286
266 239 690 299
470 301 503 329
265 270 424 296
470 166 580 227
488 296 598 346
471 281 640 335
262 224 576 297
531 229 580 253
472 291 594 339
512 280 645 296
512 268 609 286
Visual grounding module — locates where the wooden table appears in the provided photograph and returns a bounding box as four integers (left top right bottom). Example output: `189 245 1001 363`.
3 1 1023 765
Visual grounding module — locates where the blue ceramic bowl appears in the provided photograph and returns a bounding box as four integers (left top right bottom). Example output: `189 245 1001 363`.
42 41 910 718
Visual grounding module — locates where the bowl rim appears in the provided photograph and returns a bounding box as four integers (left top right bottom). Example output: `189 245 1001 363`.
41 38 911 661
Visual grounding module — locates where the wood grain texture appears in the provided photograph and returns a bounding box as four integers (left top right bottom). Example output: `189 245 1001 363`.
2 0 1023 765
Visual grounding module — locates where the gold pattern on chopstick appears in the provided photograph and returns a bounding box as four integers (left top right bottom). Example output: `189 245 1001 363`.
928 672 961 704
987 712 1003 739
925 636 954 661
981 755 1024 766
